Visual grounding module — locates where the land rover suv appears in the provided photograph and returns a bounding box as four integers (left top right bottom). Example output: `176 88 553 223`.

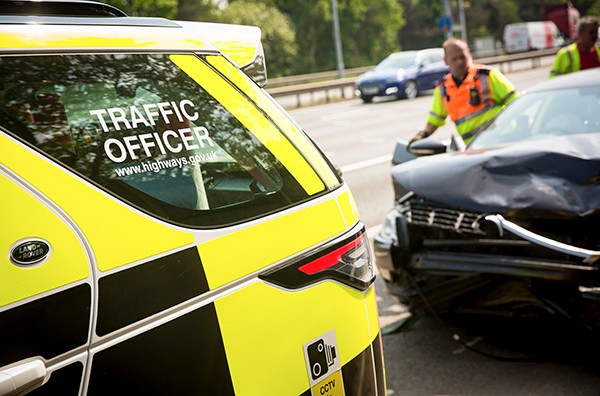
0 1 386 395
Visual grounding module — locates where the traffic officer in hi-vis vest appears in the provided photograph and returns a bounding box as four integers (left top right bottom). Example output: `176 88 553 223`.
410 37 519 148
548 15 600 79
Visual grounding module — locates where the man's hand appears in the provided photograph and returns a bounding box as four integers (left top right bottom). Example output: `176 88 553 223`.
409 130 429 143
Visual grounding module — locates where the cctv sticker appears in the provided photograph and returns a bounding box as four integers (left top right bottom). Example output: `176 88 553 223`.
303 330 344 396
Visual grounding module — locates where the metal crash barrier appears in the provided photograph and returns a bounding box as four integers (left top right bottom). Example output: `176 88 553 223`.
266 48 559 108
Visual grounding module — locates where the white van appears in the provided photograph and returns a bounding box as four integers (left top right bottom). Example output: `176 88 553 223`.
503 21 565 54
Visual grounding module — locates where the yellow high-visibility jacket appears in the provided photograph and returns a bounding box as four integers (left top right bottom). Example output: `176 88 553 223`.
549 43 600 78
427 65 518 144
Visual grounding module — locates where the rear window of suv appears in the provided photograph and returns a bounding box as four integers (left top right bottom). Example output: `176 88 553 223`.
0 53 327 227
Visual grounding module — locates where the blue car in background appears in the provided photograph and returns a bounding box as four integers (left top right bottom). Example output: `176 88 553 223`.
354 48 448 103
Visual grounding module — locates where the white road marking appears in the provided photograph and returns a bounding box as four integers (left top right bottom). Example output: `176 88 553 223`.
339 154 392 173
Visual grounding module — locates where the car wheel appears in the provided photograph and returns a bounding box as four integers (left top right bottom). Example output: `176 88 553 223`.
361 95 373 103
404 80 418 100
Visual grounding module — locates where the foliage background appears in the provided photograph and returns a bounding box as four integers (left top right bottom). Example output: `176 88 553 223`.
107 0 600 77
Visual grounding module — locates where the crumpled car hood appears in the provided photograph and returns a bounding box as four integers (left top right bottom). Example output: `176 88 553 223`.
391 134 600 217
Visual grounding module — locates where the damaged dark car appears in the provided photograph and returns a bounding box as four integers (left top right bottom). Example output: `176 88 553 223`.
375 68 600 332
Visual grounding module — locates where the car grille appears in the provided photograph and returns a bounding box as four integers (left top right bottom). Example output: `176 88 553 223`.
398 196 486 236
359 82 383 92
396 195 600 255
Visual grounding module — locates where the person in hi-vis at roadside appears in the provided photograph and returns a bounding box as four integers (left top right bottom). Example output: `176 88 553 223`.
410 37 518 148
549 15 600 78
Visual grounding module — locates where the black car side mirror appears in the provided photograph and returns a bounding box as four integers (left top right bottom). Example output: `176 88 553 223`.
407 137 448 156
392 139 416 166
392 137 449 166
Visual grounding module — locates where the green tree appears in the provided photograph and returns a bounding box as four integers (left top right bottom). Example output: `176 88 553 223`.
106 0 177 18
588 0 600 15
216 1 298 77
400 0 519 45
517 0 567 21
267 0 336 73
107 0 600 77
397 0 446 49
338 0 405 67
176 0 219 20
229 0 404 73
465 0 520 41
572 0 598 14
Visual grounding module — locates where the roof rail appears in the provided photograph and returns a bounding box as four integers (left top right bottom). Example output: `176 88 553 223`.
0 0 127 17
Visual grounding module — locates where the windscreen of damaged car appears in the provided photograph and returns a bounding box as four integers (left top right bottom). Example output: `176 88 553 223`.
469 86 600 149
0 53 315 227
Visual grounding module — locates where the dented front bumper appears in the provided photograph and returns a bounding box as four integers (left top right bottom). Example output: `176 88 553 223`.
374 205 600 288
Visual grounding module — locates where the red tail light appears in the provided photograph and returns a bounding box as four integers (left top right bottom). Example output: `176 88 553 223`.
260 225 375 291
298 235 365 275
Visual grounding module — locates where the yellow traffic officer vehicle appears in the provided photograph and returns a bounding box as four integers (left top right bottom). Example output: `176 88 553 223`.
0 1 386 395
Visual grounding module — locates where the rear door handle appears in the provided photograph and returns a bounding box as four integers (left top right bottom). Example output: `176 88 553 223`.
0 359 47 396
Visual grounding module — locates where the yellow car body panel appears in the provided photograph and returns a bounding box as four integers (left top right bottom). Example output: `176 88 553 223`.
206 56 340 189
215 281 379 395
198 198 347 290
0 172 90 306
337 190 360 227
175 21 261 68
0 24 208 51
171 54 326 195
0 134 195 272
0 7 385 395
